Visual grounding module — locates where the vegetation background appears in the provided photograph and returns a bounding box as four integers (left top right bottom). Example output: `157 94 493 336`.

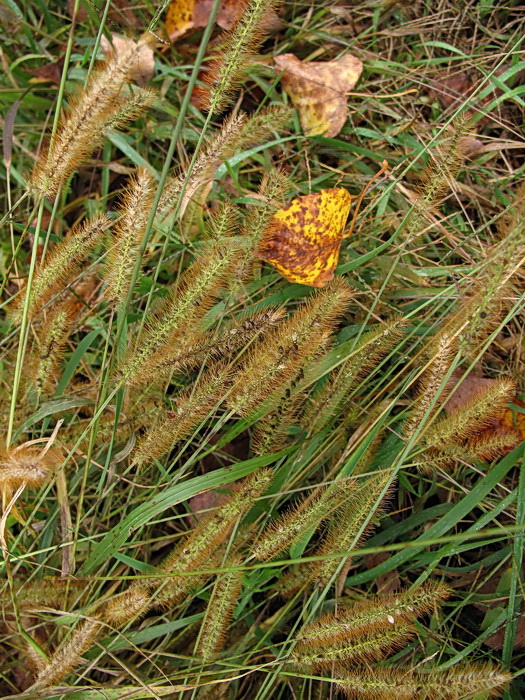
0 0 524 698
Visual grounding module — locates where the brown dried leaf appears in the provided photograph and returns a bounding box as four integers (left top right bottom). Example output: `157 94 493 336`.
25 57 64 85
166 0 280 42
429 65 524 125
364 551 401 595
274 53 363 138
100 34 155 87
443 372 498 415
444 372 524 458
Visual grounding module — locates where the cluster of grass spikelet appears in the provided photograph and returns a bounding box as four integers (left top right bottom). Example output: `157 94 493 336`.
1 1 524 698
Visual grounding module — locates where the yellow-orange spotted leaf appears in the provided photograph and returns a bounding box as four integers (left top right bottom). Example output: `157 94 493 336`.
274 53 363 138
166 0 209 41
258 188 352 287
167 0 272 41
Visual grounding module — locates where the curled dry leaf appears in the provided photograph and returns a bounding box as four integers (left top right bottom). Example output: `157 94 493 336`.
100 34 155 87
275 53 363 138
258 188 352 287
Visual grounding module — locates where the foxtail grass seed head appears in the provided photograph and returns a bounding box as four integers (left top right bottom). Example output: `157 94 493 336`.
105 168 155 306
403 332 456 441
131 365 232 468
12 578 86 612
310 470 394 589
10 215 110 324
234 105 292 151
29 35 155 198
227 278 353 416
156 113 246 225
252 478 357 561
32 617 103 689
101 584 151 627
423 377 516 450
152 469 272 606
118 242 240 386
251 388 307 456
202 0 278 114
28 304 75 398
403 114 470 242
297 581 450 645
196 556 243 661
303 317 406 434
190 307 285 368
244 168 291 247
0 444 61 494
290 621 416 670
335 663 511 700
101 87 156 136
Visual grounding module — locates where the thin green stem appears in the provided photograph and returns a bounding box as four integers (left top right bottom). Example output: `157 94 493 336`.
6 197 45 447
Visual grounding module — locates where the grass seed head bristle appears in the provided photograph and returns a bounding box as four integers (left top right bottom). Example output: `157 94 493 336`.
423 377 516 449
29 35 155 198
309 470 394 589
101 584 151 627
208 201 240 240
233 105 292 151
198 0 279 114
445 192 525 357
0 444 62 494
468 428 522 461
10 215 110 324
117 241 240 386
156 114 246 225
289 621 416 670
252 477 357 561
251 388 307 456
196 555 243 661
27 304 76 398
149 469 272 605
335 663 511 700
227 278 353 416
32 617 103 689
244 167 292 246
12 578 86 612
403 113 471 242
131 365 232 468
105 168 156 306
403 332 456 440
190 307 286 367
303 317 407 434
101 87 156 136
297 581 450 645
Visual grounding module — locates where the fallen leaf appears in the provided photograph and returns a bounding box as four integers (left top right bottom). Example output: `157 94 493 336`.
443 372 524 459
429 71 474 112
108 0 139 27
100 34 155 87
364 551 401 595
258 188 352 287
166 0 212 41
166 0 280 42
274 53 363 138
187 489 230 526
217 0 281 31
67 0 88 21
429 65 524 126
25 57 65 85
443 372 498 415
